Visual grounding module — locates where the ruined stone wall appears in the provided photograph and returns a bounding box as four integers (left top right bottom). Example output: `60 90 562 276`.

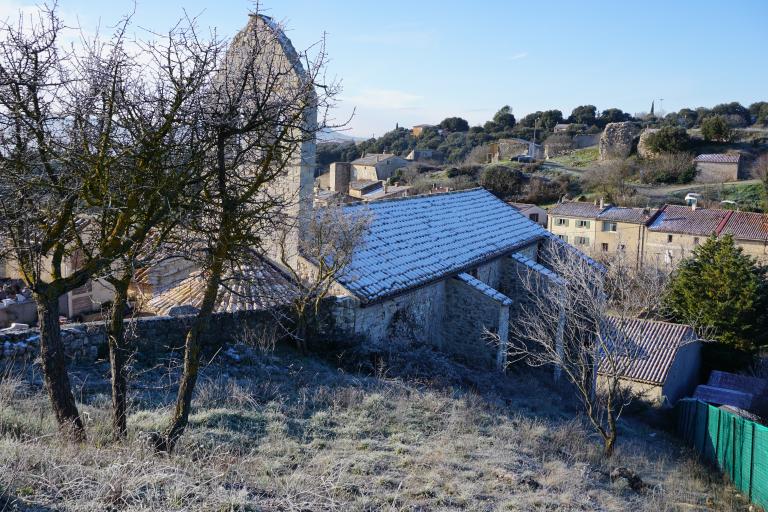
599 122 639 160
0 309 281 363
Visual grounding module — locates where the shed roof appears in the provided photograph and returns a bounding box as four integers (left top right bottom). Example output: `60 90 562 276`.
694 153 741 164
719 211 768 241
599 317 696 386
647 205 732 236
147 258 299 316
548 201 607 219
336 188 548 303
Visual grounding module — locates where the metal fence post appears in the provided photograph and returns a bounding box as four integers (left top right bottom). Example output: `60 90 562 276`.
749 421 756 502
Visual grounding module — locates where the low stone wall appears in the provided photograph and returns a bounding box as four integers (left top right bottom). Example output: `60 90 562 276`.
0 309 283 363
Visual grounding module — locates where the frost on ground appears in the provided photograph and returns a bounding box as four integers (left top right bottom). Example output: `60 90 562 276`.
0 343 748 511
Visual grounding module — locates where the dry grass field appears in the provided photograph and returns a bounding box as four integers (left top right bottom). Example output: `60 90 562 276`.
0 342 750 511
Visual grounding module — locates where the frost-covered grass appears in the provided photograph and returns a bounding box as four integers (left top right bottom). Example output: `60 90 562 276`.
0 344 748 511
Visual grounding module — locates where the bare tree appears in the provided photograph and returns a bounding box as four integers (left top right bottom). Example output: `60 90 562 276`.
503 240 669 456
155 12 340 452
278 203 370 351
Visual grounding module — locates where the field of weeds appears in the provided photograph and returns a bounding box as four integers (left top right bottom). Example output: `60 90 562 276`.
0 342 749 511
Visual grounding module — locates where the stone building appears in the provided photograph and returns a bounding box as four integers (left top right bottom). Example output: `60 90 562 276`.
693 153 744 183
598 317 701 406
329 154 409 194
509 202 548 227
323 188 583 369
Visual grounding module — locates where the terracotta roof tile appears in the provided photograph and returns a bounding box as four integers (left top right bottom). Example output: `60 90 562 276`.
719 211 768 241
648 205 732 236
694 153 741 164
599 317 696 385
548 202 606 219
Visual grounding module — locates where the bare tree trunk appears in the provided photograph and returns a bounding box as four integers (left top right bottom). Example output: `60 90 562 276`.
158 254 224 452
36 293 86 441
107 278 130 440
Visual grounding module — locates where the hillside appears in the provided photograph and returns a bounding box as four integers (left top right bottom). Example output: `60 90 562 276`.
0 342 747 511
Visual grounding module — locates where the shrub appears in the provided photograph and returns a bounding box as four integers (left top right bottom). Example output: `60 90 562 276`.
664 235 768 350
644 126 691 153
478 165 524 198
701 115 733 142
642 152 696 184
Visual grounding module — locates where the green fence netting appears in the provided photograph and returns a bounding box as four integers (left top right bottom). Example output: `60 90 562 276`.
677 398 768 510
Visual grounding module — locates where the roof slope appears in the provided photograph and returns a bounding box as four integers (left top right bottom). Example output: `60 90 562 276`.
599 317 696 385
147 258 299 316
694 153 741 163
598 206 658 225
548 201 606 219
352 153 400 166
337 188 548 303
648 205 732 236
719 211 768 241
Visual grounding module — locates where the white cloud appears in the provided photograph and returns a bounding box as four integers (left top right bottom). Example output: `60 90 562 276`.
508 52 528 61
342 88 423 110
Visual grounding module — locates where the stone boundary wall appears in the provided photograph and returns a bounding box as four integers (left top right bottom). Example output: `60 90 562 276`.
0 309 284 363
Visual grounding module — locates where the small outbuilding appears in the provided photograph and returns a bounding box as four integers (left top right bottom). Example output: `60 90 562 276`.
693 153 744 183
599 318 701 406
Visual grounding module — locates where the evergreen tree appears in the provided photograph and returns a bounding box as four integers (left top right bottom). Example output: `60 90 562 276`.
664 235 768 350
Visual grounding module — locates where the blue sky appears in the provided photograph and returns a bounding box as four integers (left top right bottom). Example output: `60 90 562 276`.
2 0 766 137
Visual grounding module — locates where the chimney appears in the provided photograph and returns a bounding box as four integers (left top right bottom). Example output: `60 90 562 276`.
691 201 697 211
599 197 605 209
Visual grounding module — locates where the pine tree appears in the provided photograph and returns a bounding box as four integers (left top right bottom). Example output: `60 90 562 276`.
664 235 768 350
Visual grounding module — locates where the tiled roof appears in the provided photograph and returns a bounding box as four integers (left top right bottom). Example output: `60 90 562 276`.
455 273 513 306
599 317 696 385
719 211 768 241
648 205 732 236
337 188 548 303
351 153 398 166
694 153 741 164
147 258 299 315
548 201 606 219
598 206 658 225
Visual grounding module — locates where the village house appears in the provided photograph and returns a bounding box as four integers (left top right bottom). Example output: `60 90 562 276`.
599 317 701 406
411 124 435 137
405 148 442 163
328 153 408 193
547 200 768 267
509 202 548 227
693 153 745 183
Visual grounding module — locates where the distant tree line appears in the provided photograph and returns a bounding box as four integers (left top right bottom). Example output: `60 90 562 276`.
318 100 767 166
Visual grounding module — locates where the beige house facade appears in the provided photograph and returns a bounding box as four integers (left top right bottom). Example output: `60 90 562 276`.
547 201 768 268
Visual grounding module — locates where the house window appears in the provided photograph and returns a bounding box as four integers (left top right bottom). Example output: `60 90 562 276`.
555 218 569 227
602 221 617 232
576 220 590 228
556 234 568 243
575 236 590 245
601 243 609 252
529 213 539 223
667 234 673 243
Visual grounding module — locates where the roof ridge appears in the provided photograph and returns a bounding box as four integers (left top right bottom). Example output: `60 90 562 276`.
715 210 735 235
